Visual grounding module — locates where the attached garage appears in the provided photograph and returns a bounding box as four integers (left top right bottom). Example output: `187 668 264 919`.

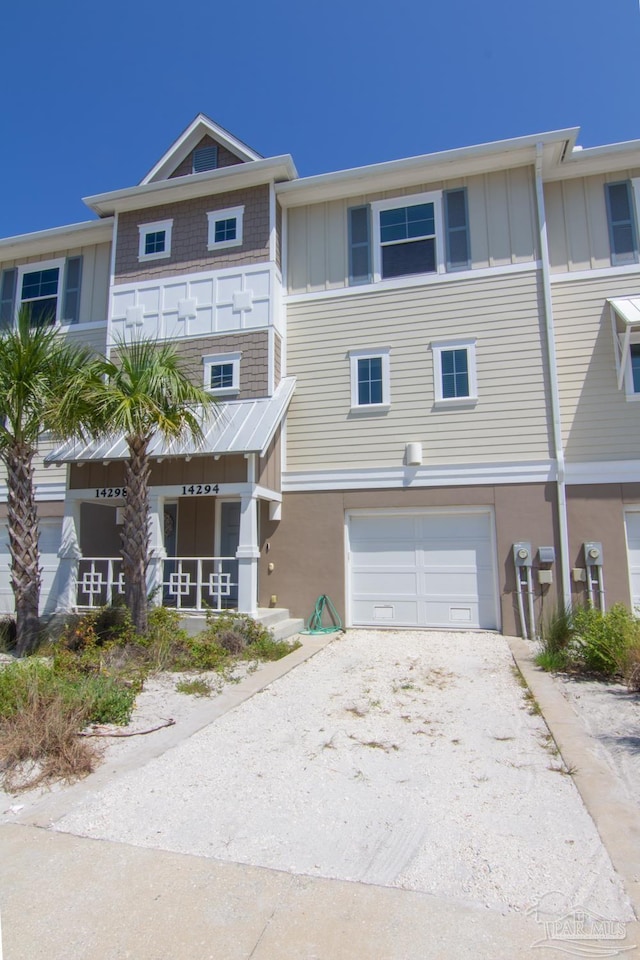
0 517 63 616
346 509 499 629
625 509 640 614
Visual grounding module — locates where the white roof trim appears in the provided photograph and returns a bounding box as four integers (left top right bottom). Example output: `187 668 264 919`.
0 218 114 259
141 114 263 184
608 297 640 391
46 377 296 465
84 156 297 217
609 296 640 327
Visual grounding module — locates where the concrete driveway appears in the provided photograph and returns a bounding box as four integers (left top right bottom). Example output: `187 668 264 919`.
1 629 639 959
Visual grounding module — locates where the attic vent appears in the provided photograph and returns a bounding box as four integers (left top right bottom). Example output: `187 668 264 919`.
192 145 218 173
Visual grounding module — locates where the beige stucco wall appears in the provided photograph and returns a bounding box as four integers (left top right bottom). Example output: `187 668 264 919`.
260 483 559 636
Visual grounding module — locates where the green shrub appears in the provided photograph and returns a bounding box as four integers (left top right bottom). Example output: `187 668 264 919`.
572 603 640 677
204 610 274 647
535 649 570 672
242 634 301 662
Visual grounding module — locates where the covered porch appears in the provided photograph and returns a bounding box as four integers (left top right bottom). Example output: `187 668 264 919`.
46 378 294 618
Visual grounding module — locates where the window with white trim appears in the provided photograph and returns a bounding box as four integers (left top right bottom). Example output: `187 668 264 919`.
431 338 477 405
349 189 470 285
349 348 391 410
207 206 244 251
1 256 84 328
203 352 241 396
138 219 173 262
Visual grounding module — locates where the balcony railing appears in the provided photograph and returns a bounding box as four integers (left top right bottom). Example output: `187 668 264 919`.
76 557 238 612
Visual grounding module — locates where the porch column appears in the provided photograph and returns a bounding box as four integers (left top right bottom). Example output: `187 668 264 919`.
56 497 82 612
236 494 259 615
147 492 166 605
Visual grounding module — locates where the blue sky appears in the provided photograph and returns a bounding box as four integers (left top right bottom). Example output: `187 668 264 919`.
1 0 638 237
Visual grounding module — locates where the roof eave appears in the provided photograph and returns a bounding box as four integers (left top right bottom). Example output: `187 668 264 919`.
276 129 579 206
141 113 264 185
0 218 114 260
85 156 298 216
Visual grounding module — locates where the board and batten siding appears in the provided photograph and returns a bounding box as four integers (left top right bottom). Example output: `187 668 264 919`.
0 242 111 326
552 271 640 462
286 167 539 294
546 170 640 274
285 270 553 471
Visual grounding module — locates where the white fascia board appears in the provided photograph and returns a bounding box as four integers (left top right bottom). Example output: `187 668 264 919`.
276 129 578 207
85 156 298 216
0 218 114 259
141 114 264 184
282 460 556 492
564 460 640 486
544 139 640 182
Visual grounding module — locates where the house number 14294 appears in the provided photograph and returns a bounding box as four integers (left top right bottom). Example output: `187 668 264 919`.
181 484 219 495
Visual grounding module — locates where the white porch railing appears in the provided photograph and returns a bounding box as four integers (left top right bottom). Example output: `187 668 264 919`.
76 557 239 612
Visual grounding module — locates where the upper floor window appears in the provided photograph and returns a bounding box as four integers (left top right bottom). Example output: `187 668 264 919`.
138 219 173 262
192 145 218 173
207 206 244 251
605 182 638 267
348 189 470 285
431 338 477 406
630 343 640 394
349 348 391 411
203 351 241 396
0 256 83 328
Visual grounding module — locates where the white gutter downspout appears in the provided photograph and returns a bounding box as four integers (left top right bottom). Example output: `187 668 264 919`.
535 144 572 609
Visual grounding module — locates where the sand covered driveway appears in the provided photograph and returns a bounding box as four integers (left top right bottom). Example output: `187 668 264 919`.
53 630 633 919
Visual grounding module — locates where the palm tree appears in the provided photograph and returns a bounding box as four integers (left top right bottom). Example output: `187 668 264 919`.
90 339 216 635
0 308 96 654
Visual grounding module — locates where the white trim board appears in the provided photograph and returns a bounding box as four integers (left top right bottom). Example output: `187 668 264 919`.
282 460 556 492
564 460 640 485
284 260 541 304
550 263 640 284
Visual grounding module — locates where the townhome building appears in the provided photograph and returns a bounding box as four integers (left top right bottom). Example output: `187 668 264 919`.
0 115 638 638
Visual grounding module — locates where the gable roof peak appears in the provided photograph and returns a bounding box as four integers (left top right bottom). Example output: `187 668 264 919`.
140 113 263 185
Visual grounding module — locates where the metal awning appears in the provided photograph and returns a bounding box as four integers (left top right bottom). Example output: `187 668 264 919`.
608 297 640 390
46 376 296 465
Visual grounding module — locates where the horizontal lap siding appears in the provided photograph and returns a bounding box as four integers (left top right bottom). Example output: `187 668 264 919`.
553 272 640 461
286 270 552 470
287 169 538 294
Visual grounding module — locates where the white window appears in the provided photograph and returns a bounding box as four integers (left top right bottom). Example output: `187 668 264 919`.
431 338 477 406
349 348 391 410
17 258 65 325
203 352 241 396
371 191 444 282
138 219 173 262
207 206 244 251
622 335 640 401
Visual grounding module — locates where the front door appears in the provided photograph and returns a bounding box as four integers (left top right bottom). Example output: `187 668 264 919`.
219 501 241 608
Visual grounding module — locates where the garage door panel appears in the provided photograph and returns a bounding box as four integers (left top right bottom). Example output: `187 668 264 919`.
351 599 420 625
625 512 640 612
349 511 498 629
352 570 419 596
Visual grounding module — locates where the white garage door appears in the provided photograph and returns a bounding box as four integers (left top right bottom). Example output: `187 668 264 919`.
347 510 499 629
0 517 63 615
625 510 640 614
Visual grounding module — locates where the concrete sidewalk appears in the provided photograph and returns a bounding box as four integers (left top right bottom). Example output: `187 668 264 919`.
4 823 632 960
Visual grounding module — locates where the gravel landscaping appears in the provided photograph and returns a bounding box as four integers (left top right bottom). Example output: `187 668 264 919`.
49 630 634 920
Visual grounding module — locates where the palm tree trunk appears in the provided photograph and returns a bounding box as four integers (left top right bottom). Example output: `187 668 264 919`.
5 444 41 655
122 435 150 634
